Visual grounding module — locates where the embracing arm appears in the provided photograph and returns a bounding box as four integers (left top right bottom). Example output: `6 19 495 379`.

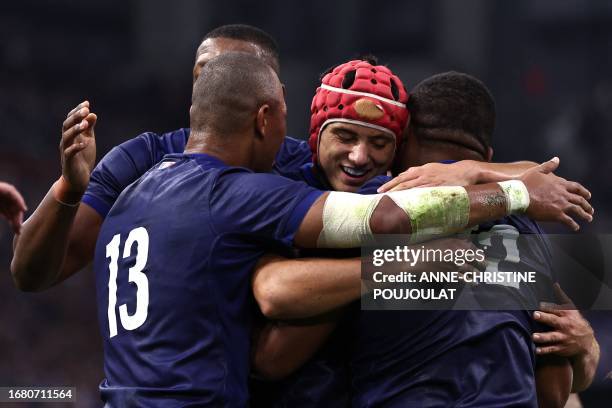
473 160 538 183
252 313 341 381
252 254 360 320
294 157 592 249
253 238 481 320
379 159 544 192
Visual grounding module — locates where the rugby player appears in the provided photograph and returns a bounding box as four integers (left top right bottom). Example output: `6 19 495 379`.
91 52 589 405
353 72 575 407
9 25 595 406
252 72 597 407
0 181 26 233
386 72 600 399
10 22 581 293
10 24 306 291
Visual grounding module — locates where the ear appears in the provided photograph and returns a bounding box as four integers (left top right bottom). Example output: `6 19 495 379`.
255 104 270 140
486 147 494 162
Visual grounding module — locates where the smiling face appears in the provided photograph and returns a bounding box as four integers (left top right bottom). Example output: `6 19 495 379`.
317 122 396 192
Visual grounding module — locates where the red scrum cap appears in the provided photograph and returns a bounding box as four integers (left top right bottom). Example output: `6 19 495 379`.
308 59 409 161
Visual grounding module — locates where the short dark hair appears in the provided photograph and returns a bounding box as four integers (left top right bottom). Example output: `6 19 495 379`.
203 24 280 74
409 71 495 156
191 52 280 136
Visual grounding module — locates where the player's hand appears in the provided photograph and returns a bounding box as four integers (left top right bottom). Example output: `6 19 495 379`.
520 157 593 231
60 100 97 193
0 182 27 234
378 161 479 193
533 283 597 358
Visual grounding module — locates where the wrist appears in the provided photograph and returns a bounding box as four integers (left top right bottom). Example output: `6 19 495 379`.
52 176 84 207
497 180 530 215
466 161 483 184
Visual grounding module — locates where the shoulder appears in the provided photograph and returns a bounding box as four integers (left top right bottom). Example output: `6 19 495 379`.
278 136 309 156
274 136 312 177
215 169 307 194
122 128 189 157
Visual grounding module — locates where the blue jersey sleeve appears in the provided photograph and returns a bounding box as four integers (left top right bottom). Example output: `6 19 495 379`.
210 171 323 247
273 136 312 178
82 129 189 218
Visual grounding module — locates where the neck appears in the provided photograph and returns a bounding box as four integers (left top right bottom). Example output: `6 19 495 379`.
312 163 333 190
185 129 251 167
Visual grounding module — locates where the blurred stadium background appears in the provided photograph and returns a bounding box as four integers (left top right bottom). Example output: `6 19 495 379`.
0 0 610 406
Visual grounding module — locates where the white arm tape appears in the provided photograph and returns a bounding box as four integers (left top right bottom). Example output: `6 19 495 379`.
498 180 530 214
317 186 473 248
387 186 470 242
317 191 383 248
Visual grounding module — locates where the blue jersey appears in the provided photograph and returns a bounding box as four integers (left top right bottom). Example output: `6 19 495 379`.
272 137 312 180
351 176 554 407
83 128 310 218
250 161 352 408
93 153 322 407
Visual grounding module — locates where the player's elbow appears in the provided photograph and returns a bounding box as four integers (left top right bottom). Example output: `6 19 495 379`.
370 196 410 234
10 237 48 292
253 281 291 320
10 259 46 292
253 272 289 320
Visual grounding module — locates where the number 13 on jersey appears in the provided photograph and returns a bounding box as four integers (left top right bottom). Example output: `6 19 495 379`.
106 227 150 338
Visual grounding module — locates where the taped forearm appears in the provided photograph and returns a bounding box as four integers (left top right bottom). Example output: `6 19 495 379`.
317 180 529 247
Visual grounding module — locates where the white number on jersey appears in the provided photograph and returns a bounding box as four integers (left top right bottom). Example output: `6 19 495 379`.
477 224 521 288
106 227 150 338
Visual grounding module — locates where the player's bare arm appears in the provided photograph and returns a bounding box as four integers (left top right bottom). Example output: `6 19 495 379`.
11 101 99 291
251 237 484 380
535 354 573 408
252 313 341 381
294 157 592 250
0 181 27 234
253 238 482 319
252 255 361 320
378 159 540 192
